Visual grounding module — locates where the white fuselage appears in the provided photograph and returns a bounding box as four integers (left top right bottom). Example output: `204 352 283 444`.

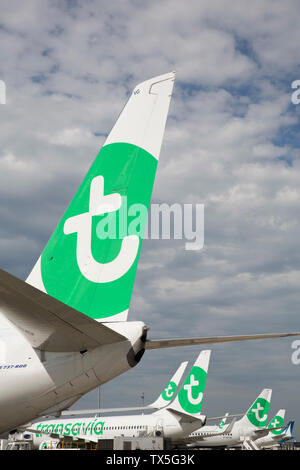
27 409 206 449
254 431 289 449
0 313 146 434
186 422 225 445
187 420 258 448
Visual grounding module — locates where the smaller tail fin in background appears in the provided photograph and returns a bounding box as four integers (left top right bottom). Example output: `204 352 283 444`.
167 350 211 418
218 412 229 430
268 409 285 435
238 388 272 430
280 420 294 441
286 420 294 439
148 361 188 409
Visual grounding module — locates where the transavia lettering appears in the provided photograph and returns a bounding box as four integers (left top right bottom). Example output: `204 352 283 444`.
35 420 105 437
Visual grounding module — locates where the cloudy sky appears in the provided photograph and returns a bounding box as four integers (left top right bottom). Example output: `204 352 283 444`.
1 0 300 440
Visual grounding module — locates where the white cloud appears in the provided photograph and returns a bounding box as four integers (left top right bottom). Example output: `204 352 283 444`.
46 127 96 146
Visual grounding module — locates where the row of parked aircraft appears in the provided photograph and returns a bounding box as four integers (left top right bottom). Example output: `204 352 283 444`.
9 349 294 450
0 71 299 440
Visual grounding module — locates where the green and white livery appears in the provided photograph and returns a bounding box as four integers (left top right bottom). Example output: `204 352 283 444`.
1 69 300 435
148 361 188 409
21 351 210 448
183 388 273 448
168 350 211 417
244 389 271 428
26 73 175 322
267 409 285 435
218 413 229 430
254 409 287 449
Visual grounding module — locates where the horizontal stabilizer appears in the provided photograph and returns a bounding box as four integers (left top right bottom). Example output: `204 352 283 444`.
254 424 285 437
145 332 300 350
253 428 273 438
185 418 237 443
167 408 206 424
0 269 126 352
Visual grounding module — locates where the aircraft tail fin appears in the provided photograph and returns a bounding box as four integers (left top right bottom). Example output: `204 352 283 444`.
284 420 294 439
166 350 211 419
238 388 272 430
217 412 229 430
148 361 188 409
268 409 286 435
26 72 175 322
279 420 294 439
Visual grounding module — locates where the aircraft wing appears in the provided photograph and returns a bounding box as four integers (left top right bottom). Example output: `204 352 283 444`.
61 410 245 418
145 332 300 350
61 406 154 416
206 413 243 421
0 269 126 352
